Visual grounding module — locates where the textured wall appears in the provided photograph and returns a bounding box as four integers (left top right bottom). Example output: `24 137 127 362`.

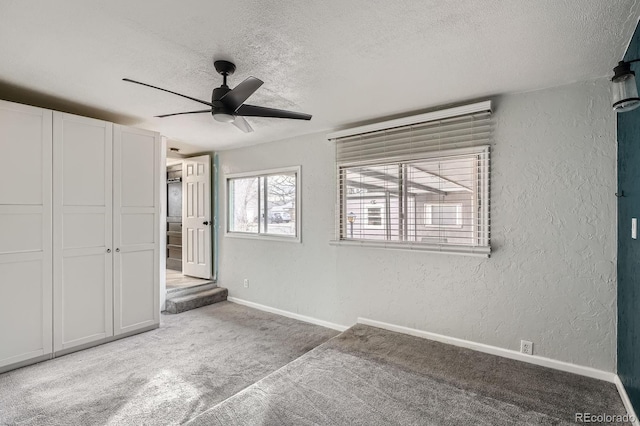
618 22 640 412
217 79 617 371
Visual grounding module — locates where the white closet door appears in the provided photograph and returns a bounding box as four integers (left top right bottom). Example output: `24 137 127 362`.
0 101 53 368
53 112 113 352
113 125 160 335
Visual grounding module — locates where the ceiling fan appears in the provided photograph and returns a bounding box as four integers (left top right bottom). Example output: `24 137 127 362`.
123 60 311 133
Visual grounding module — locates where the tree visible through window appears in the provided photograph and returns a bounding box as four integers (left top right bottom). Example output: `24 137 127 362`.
227 167 299 239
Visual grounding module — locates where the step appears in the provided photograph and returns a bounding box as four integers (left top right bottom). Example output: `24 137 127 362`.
165 287 228 314
167 281 217 297
166 258 182 271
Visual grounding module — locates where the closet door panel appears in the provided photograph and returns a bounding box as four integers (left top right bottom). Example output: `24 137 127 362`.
0 258 45 364
63 211 106 248
62 252 107 343
120 249 155 327
121 139 155 207
0 106 46 205
53 112 113 352
61 123 106 206
0 101 52 368
113 125 160 335
0 212 42 253
121 213 154 245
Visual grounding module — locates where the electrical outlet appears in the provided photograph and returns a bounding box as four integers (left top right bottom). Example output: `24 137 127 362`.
243 279 249 288
520 340 533 355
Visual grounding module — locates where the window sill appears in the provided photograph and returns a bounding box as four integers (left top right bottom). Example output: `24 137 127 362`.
328 239 490 258
225 232 301 244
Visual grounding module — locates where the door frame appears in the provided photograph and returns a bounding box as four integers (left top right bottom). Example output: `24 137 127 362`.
161 150 215 308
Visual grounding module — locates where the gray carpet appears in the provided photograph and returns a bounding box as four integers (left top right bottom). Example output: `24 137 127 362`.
0 302 338 425
187 324 629 426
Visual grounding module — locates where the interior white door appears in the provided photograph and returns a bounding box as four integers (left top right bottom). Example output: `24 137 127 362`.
53 112 113 352
113 125 160 335
0 100 53 369
182 155 211 279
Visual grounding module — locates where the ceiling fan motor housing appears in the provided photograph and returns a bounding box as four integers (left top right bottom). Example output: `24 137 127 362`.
212 86 234 120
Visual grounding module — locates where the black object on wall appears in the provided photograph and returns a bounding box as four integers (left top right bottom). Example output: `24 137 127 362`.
618 20 640 416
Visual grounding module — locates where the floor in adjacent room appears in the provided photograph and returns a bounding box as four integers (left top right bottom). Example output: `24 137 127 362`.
166 269 212 292
0 302 629 426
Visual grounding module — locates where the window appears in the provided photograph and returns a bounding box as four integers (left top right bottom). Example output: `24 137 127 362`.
227 166 300 241
367 207 382 226
424 203 462 227
330 102 491 256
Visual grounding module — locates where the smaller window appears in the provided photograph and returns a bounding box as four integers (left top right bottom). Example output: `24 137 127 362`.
367 207 382 226
227 166 300 241
424 203 462 228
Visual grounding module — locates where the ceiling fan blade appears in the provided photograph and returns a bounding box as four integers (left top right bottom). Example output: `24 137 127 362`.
123 78 213 107
220 77 264 111
155 109 212 118
232 116 254 133
236 104 312 120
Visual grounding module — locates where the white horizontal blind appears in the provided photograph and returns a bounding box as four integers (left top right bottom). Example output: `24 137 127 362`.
333 108 492 254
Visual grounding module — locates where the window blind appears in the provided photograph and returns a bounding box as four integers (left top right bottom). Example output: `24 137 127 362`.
331 103 492 255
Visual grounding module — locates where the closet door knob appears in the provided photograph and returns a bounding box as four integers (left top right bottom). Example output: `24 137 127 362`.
106 249 111 253
116 248 120 252
203 221 209 225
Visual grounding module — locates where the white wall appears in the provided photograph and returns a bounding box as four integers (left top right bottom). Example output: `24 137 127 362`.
217 79 617 372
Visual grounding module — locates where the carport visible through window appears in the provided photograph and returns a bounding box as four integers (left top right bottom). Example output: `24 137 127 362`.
329 102 492 256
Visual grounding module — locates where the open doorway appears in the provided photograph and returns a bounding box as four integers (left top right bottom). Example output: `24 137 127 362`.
165 155 213 294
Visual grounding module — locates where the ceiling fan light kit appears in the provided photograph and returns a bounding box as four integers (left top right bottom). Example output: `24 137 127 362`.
123 60 312 133
213 113 236 123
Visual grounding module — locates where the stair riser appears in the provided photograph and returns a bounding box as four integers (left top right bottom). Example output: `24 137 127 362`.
166 259 182 271
167 283 217 298
165 289 228 314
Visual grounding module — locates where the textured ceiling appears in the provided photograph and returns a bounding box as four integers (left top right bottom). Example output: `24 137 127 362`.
0 0 639 153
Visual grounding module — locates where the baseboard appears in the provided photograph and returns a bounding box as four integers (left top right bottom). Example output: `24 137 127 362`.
54 324 160 358
614 375 640 425
223 303 633 418
227 297 349 332
0 353 53 375
0 324 161 375
357 317 616 383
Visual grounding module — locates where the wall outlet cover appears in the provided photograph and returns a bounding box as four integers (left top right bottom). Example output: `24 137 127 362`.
520 340 533 355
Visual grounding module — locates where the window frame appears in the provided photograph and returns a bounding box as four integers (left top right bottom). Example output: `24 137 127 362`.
333 145 490 257
225 166 301 243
